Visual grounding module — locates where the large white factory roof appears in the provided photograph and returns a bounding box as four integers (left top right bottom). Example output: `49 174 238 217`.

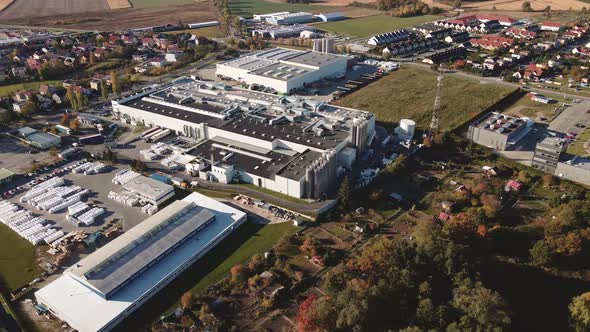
115 77 373 152
217 47 347 82
35 192 247 332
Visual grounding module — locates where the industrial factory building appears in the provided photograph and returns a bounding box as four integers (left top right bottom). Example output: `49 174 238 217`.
263 12 314 25
215 47 347 93
112 77 375 199
35 192 247 332
467 112 533 151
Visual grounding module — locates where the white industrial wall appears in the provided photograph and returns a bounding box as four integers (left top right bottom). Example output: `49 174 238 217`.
238 171 304 198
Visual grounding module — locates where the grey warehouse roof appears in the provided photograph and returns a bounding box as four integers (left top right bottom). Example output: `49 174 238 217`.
81 203 215 298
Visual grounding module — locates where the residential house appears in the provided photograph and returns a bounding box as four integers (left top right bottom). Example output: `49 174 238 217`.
523 63 546 80
422 46 467 64
52 90 66 104
165 51 184 63
505 180 522 192
149 58 167 67
470 35 514 50
444 31 469 44
505 26 537 39
540 21 563 32
11 66 27 78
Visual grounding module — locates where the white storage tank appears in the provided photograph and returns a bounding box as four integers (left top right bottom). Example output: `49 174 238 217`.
399 119 416 138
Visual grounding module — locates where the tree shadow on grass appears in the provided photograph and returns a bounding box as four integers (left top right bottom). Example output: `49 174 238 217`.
481 258 590 332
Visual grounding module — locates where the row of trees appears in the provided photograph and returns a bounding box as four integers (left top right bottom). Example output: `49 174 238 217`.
377 0 442 16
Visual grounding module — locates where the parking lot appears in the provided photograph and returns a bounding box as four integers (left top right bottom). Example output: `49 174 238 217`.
549 99 590 135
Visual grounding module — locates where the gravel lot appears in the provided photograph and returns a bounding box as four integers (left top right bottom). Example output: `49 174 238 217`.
0 0 109 19
0 136 53 174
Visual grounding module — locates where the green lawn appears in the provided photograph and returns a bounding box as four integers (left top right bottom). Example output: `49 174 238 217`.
0 224 40 293
194 188 237 199
315 14 442 38
229 0 331 17
183 221 299 295
504 93 565 120
567 127 590 157
0 80 62 97
335 66 515 130
164 26 225 38
129 0 194 8
237 183 310 205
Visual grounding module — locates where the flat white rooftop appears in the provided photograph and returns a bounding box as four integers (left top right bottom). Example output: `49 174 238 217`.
35 192 247 332
122 174 174 203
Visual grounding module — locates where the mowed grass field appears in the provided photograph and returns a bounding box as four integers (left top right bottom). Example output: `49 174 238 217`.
504 93 565 120
164 26 224 38
0 224 39 293
0 80 62 97
335 66 516 130
567 127 590 157
129 0 195 8
315 14 441 37
229 0 331 17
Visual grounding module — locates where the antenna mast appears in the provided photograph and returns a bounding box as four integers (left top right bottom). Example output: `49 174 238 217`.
429 75 443 137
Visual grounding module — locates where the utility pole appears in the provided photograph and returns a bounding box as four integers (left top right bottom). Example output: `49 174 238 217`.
429 74 443 137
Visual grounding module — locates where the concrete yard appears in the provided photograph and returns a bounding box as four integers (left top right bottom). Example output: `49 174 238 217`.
548 99 590 135
4 163 148 235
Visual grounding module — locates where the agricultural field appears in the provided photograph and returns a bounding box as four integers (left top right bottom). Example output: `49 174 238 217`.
335 66 515 130
456 0 588 11
0 0 110 19
314 14 442 38
0 224 40 293
228 0 332 17
0 1 216 31
106 0 131 9
129 0 194 8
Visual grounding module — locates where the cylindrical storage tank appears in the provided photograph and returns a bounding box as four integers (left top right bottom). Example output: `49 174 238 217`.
400 119 416 137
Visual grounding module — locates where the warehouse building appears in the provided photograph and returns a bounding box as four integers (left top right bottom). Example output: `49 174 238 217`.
112 77 375 199
122 174 175 206
316 12 344 22
252 25 316 39
17 127 61 149
0 168 14 186
467 112 533 151
264 12 314 25
35 192 247 332
216 47 347 93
